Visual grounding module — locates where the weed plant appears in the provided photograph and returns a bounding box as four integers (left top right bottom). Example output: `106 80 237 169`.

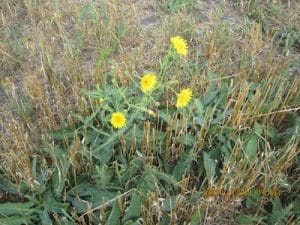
0 0 299 224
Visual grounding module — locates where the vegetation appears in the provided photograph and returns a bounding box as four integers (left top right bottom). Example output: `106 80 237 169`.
0 0 299 224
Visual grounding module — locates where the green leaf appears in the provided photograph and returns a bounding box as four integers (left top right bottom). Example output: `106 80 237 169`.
0 215 38 225
190 208 203 225
68 183 116 203
120 159 143 184
43 190 69 213
203 152 216 181
160 214 170 225
0 201 36 216
269 197 293 225
49 127 77 141
202 89 219 106
153 171 179 188
172 148 195 181
123 220 140 225
91 191 116 208
163 195 178 212
157 109 176 123
116 15 126 39
245 135 258 161
79 4 89 21
139 169 157 193
39 210 53 225
195 99 205 116
235 214 264 225
272 197 283 213
122 193 142 223
68 196 89 213
177 134 195 147
106 198 121 225
246 190 261 209
279 178 292 191
95 165 114 188
254 122 263 135
93 145 113 164
0 176 18 195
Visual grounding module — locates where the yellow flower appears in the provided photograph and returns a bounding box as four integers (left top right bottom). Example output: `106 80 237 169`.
171 36 188 56
98 98 105 104
110 112 126 129
176 89 192 108
140 74 157 93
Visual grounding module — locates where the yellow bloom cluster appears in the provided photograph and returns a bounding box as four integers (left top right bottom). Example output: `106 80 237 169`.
110 36 191 128
176 88 193 108
110 112 126 129
140 74 157 93
171 36 188 56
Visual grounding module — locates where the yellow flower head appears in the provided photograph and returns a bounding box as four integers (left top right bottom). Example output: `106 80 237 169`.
140 74 157 93
110 112 126 129
98 98 105 104
171 36 188 56
176 89 192 108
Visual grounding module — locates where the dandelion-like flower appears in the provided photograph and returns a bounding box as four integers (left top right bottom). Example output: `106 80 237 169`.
171 36 188 56
176 88 192 108
110 112 126 129
140 74 157 93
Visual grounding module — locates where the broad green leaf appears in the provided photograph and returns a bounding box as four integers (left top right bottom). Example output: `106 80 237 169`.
235 214 264 225
139 168 157 193
95 165 114 188
91 191 116 208
245 135 258 161
0 176 18 195
43 190 69 213
123 220 140 225
0 201 36 216
163 195 178 212
68 182 97 196
269 197 293 225
49 127 77 141
51 158 71 197
195 99 204 117
120 158 143 184
79 4 89 21
122 193 142 223
173 148 195 181
68 196 89 213
254 122 263 135
39 210 53 225
267 126 280 145
116 15 126 39
188 192 203 205
279 178 292 191
272 197 283 213
93 145 113 164
203 152 216 181
157 109 176 123
0 215 38 225
106 198 121 225
153 171 179 188
177 134 195 147
68 183 116 204
190 208 203 225
160 214 170 225
246 190 261 209
202 90 219 106
221 145 231 162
